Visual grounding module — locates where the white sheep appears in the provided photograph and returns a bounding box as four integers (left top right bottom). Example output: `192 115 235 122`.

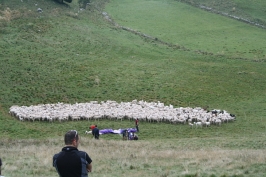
85 131 92 134
189 123 194 128
214 119 222 126
205 122 211 127
202 121 211 127
194 122 202 128
9 100 235 128
19 116 24 121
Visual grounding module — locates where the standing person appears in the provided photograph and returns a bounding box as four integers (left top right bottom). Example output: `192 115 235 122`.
53 130 92 177
122 129 127 140
92 125 99 139
135 118 139 132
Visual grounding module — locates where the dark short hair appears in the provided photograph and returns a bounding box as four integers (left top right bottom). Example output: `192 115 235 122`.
64 130 79 145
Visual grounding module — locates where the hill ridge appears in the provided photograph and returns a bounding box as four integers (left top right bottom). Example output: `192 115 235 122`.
95 4 266 62
176 0 266 28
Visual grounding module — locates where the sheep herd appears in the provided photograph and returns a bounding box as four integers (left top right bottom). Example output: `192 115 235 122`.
9 100 236 127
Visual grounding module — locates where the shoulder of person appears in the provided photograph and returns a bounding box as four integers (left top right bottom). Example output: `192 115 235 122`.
76 150 87 156
53 151 63 159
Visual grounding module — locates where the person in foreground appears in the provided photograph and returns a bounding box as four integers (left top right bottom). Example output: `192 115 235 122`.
53 130 92 177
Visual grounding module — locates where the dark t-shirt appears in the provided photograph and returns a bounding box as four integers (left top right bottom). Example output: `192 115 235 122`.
92 127 99 138
53 146 92 177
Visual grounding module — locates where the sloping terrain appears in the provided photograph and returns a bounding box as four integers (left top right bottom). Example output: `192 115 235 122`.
0 1 266 176
177 0 266 26
105 0 266 60
0 0 266 140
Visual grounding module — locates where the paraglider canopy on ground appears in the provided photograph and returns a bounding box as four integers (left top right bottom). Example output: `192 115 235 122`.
99 128 137 135
85 128 138 140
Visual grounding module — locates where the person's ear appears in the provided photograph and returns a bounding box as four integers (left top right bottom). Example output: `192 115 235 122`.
73 138 77 144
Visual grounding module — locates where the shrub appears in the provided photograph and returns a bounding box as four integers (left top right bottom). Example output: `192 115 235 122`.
78 0 91 8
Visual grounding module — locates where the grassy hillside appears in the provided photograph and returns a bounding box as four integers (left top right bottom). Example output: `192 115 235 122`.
105 0 266 60
0 0 266 176
0 0 265 138
177 0 266 26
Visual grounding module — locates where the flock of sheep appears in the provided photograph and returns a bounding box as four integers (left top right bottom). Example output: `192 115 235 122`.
9 100 236 127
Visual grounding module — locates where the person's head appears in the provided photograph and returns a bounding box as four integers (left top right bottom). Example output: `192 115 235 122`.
95 125 97 127
64 130 79 147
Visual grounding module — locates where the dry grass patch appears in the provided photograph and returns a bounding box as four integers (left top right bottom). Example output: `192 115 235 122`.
0 7 35 22
0 138 265 177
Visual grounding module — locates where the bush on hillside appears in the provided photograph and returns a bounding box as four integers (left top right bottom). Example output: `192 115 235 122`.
57 0 72 3
78 0 91 8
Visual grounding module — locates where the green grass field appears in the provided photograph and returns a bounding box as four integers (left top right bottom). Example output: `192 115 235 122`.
0 0 266 176
105 0 266 60
178 0 266 25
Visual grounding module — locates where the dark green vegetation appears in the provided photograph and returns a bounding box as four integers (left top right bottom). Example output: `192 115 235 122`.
0 0 266 141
